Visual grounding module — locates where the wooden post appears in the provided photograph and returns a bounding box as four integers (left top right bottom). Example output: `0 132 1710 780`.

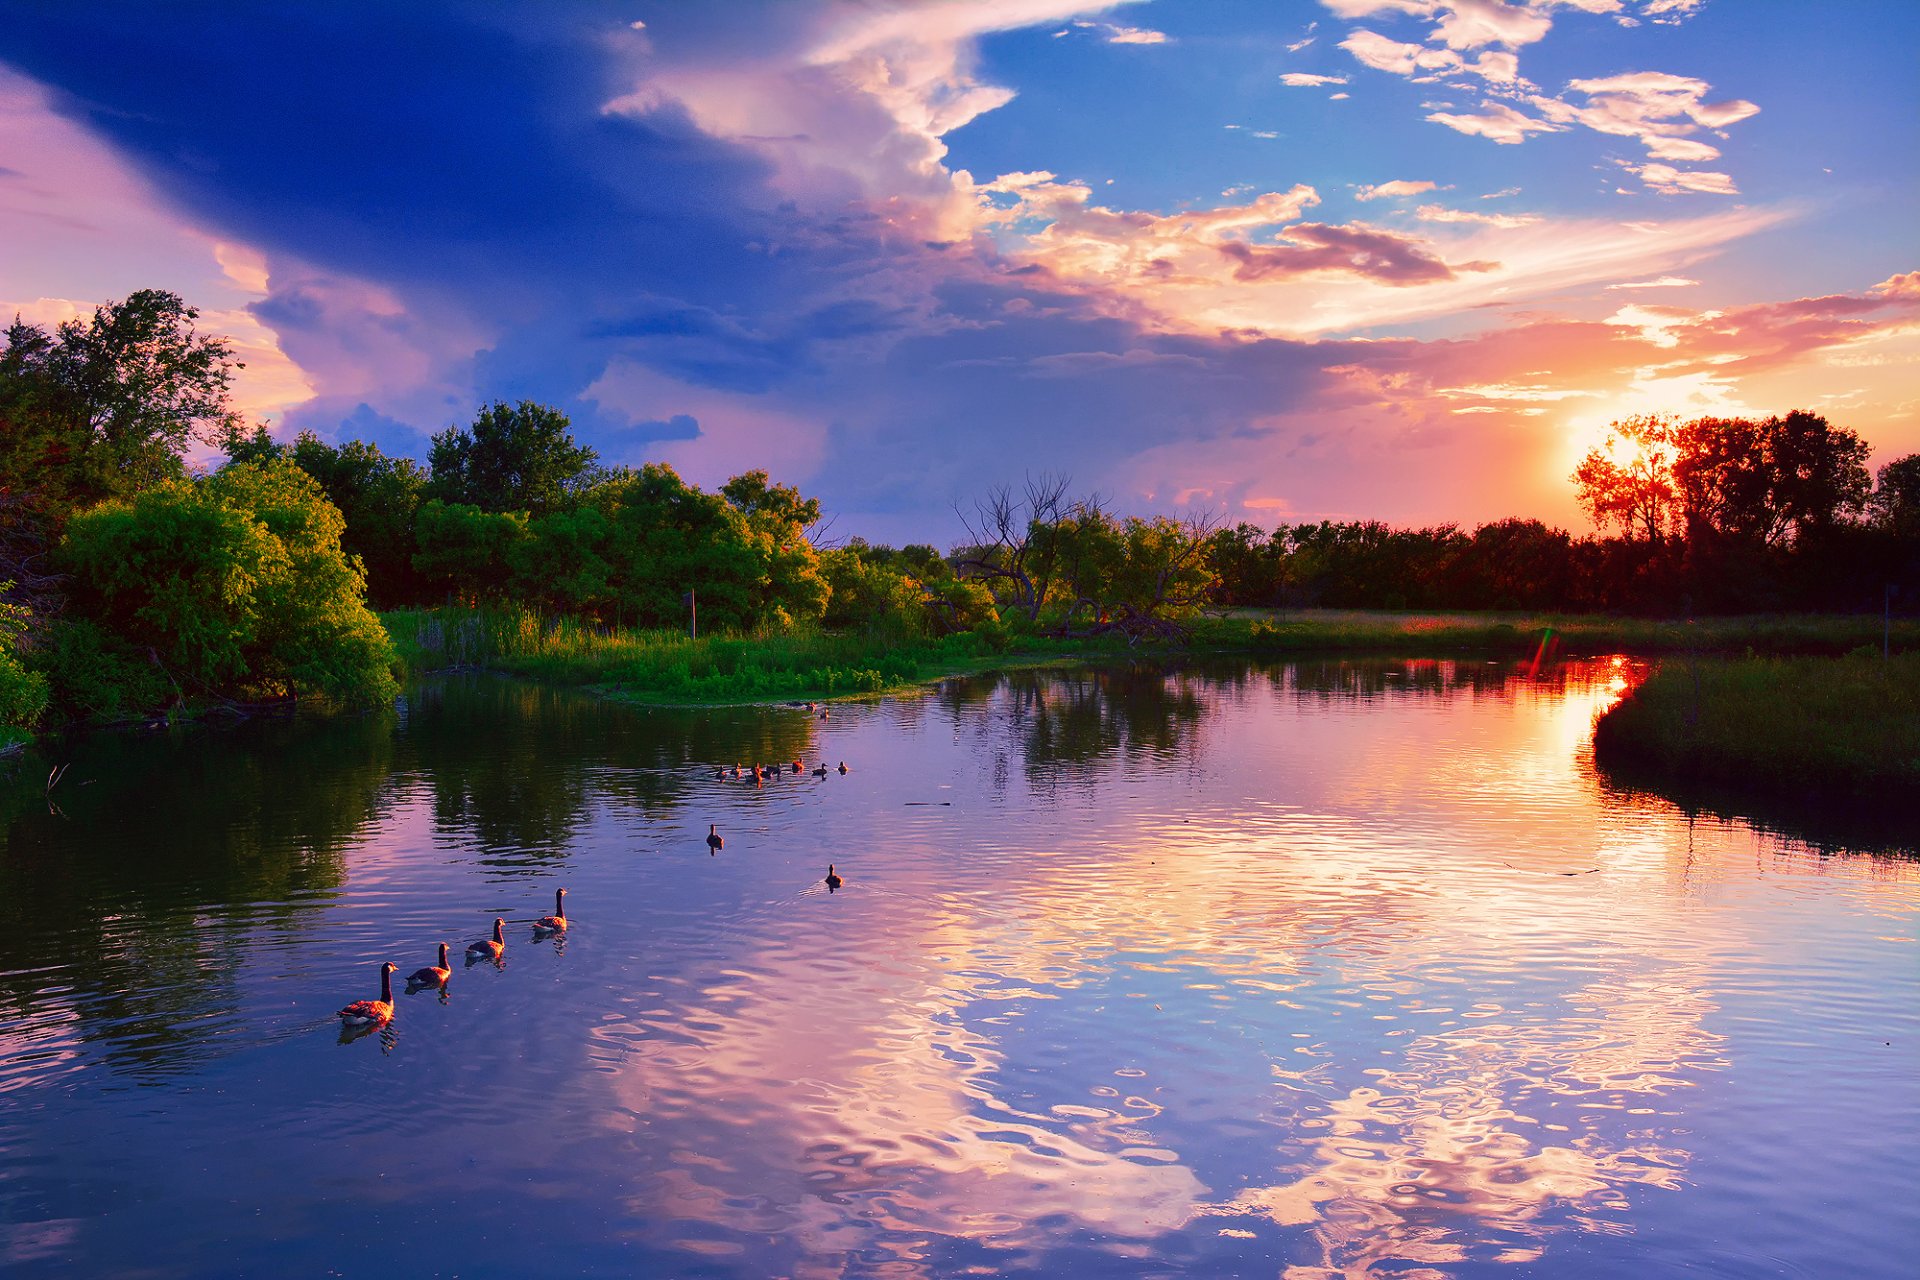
685 588 697 640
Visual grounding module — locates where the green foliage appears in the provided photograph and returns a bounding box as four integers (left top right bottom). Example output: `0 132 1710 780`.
1870 453 1920 537
412 500 531 602
1595 652 1920 794
54 460 397 712
427 400 598 515
382 606 1085 704
0 290 241 510
0 585 49 732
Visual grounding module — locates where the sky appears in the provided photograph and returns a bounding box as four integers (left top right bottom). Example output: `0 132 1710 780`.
1 0 1916 544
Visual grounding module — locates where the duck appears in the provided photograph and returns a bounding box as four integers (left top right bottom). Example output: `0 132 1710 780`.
534 888 568 933
837 761 849 774
824 864 843 892
812 763 829 777
407 943 450 987
466 918 506 961
819 709 830 720
712 768 725 781
338 962 398 1027
729 764 741 778
706 823 724 855
791 759 804 774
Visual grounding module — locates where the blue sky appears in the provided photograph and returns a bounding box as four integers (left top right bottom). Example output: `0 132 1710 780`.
2 0 1915 542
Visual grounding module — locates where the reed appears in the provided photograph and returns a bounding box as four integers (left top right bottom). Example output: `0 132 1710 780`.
1203 609 1919 656
380 606 1102 704
1594 651 1920 794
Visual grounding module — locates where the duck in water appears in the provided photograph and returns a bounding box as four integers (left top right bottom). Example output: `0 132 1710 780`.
338 962 398 1028
824 864 843 892
706 824 724 855
466 918 506 962
406 943 450 989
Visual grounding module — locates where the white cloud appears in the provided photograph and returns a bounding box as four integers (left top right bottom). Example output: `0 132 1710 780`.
1356 179 1440 201
1629 161 1738 195
1426 101 1560 144
1280 72 1350 87
1416 203 1541 227
1607 275 1698 289
1072 19 1171 44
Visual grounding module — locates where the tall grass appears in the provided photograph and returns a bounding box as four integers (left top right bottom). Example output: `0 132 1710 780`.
381 607 1100 704
1207 609 1919 656
1594 651 1920 794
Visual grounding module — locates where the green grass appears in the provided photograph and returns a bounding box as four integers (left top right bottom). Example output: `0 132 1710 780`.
1196 608 1920 656
380 607 1116 705
382 605 1920 707
1594 651 1920 795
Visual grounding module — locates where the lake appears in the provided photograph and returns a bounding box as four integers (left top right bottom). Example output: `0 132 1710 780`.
1 658 1915 1278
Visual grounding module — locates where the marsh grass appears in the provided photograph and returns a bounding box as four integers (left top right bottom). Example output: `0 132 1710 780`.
381 607 1106 704
1594 652 1920 795
1206 609 1919 656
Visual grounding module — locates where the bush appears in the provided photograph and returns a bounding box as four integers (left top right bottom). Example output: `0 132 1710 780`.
55 460 398 710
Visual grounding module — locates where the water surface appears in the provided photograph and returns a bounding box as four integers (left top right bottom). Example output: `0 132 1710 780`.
1 659 1914 1277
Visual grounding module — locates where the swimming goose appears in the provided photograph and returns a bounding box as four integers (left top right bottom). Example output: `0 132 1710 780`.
837 761 849 774
824 864 843 892
407 943 451 987
706 823 724 855
466 918 506 961
534 888 568 933
338 962 398 1027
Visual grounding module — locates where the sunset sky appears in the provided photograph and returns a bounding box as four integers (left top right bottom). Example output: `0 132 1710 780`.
2 0 1915 543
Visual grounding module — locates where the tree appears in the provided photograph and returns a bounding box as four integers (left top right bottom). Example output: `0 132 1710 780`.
955 477 1217 641
427 400 597 516
1674 411 1870 546
0 290 242 508
1870 453 1920 538
1571 415 1681 544
54 460 396 709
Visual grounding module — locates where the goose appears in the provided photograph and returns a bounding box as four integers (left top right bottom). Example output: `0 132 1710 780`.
706 824 724 855
466 918 506 961
791 760 804 774
534 888 568 933
812 763 829 777
338 962 398 1027
824 864 843 892
837 761 849 774
407 943 450 987
729 764 741 778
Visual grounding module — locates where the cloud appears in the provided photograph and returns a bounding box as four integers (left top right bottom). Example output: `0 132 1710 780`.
1628 161 1738 195
1220 222 1496 286
1426 101 1560 143
1280 72 1349 87
1356 179 1440 201
1339 30 1529 84
1607 275 1697 289
1530 71 1759 166
1415 203 1541 227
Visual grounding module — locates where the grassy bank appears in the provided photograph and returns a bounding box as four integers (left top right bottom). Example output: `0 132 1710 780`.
1594 652 1920 796
382 606 1919 706
381 608 1115 705
1203 609 1919 656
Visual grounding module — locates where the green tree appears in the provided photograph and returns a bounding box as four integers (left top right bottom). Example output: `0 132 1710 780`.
427 400 597 516
412 500 531 604
54 460 396 709
0 290 242 508
1674 411 1871 546
1870 453 1920 538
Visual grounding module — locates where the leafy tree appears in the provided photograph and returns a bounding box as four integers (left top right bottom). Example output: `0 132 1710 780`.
0 290 242 508
0 584 49 734
412 500 531 604
54 460 396 709
1572 415 1682 544
1868 453 1920 538
1674 411 1870 546
427 400 597 516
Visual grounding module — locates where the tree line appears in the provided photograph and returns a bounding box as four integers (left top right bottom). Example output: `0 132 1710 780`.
4 288 1918 739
